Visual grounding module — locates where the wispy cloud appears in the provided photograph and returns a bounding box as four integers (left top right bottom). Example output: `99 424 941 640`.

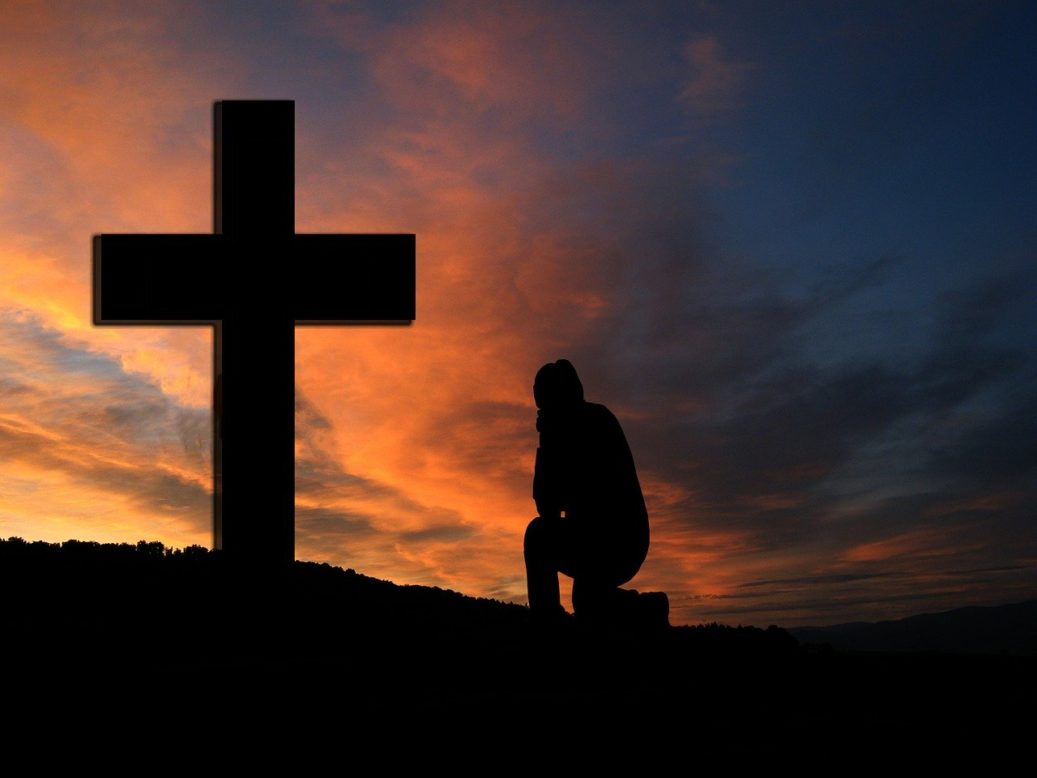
679 36 753 117
0 309 210 545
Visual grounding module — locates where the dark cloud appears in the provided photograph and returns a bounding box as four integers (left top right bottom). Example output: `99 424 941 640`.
0 377 32 398
703 562 1037 626
296 393 332 430
929 395 1037 483
399 522 474 543
739 572 895 589
296 506 376 537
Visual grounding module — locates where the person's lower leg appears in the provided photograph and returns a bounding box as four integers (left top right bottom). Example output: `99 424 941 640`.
525 518 563 614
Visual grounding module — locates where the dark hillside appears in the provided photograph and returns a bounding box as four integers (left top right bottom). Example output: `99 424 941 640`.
2 538 1033 749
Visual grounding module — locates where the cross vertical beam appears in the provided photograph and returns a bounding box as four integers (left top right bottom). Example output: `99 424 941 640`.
212 101 296 565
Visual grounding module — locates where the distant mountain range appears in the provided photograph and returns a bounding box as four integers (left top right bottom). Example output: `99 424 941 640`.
791 601 1037 655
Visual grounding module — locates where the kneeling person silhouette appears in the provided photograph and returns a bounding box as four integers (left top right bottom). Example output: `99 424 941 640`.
524 359 668 628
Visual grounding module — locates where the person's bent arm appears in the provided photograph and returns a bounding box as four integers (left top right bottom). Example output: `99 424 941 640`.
533 446 562 519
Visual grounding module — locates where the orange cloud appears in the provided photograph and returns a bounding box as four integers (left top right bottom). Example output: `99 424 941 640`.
842 530 955 564
313 1 608 125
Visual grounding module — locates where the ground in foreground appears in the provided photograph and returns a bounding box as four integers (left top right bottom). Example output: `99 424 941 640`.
2 538 1033 750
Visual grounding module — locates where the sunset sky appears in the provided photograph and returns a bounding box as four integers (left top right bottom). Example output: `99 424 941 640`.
1 1 1035 626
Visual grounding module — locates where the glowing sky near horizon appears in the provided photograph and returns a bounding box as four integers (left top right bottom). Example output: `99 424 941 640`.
1 1 1035 626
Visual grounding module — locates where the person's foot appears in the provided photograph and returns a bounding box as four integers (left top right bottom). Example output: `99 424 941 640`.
575 587 670 631
529 603 572 630
637 591 670 629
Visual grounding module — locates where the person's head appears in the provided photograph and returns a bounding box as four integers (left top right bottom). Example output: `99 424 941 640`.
533 359 584 410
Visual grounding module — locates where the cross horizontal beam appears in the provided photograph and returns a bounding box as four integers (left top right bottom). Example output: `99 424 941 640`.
94 234 415 324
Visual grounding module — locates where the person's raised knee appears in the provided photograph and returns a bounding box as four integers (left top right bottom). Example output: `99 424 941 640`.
524 516 545 554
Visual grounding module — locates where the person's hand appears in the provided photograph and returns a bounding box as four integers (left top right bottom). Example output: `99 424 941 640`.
535 497 560 520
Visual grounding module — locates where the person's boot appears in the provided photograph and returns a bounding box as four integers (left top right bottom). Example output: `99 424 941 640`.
613 588 669 631
636 591 670 630
530 602 571 631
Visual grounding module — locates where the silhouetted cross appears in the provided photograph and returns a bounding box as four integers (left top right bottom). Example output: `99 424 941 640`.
93 101 414 566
